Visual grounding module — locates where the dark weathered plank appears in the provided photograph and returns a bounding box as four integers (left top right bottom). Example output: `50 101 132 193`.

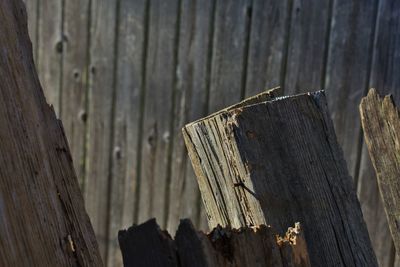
84 0 119 259
167 0 215 234
119 219 310 267
208 0 251 111
283 0 331 95
184 91 377 266
36 0 63 114
118 219 178 267
360 89 400 258
137 0 180 227
106 0 148 266
0 0 102 265
356 1 400 265
60 0 90 187
244 0 290 96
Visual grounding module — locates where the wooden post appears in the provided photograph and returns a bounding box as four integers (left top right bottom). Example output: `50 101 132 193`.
183 90 377 266
0 0 102 266
118 219 310 267
360 89 400 257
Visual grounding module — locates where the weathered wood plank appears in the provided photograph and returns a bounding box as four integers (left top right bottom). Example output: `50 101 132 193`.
356 1 400 265
184 91 377 266
36 0 63 114
137 0 180 227
360 89 400 258
323 2 392 265
324 0 377 179
119 219 310 267
84 0 119 259
244 0 290 96
283 0 331 95
106 0 148 266
60 0 90 187
23 0 39 61
0 0 102 265
167 0 215 234
208 0 252 112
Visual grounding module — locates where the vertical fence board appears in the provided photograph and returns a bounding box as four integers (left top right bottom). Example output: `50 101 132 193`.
324 0 378 178
24 0 39 61
283 0 332 95
36 0 63 114
208 0 252 112
85 0 119 259
357 1 400 266
137 0 180 228
167 0 216 234
61 0 91 187
244 0 290 96
106 0 148 266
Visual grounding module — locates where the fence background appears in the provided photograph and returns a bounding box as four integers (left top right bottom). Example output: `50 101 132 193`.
23 0 399 266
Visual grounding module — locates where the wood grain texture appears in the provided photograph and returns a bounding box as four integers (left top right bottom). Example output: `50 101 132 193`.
60 0 90 187
0 0 102 265
324 0 377 178
184 91 377 266
137 0 180 227
360 89 400 258
284 0 331 95
36 0 63 114
208 0 251 112
323 2 392 264
106 0 148 266
119 219 310 267
356 1 400 266
244 0 290 97
167 0 215 234
84 0 119 259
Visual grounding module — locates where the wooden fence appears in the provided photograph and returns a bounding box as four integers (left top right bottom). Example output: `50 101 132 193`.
24 0 399 266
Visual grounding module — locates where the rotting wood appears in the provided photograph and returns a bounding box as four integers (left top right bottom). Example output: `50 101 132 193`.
0 0 102 266
360 89 400 258
183 90 377 266
118 218 310 267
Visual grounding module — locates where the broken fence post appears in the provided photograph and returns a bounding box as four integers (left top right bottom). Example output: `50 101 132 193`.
360 88 400 257
183 89 377 266
118 218 310 267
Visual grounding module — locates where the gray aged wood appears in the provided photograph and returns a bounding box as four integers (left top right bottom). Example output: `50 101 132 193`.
167 0 215 234
0 0 102 265
360 89 400 258
323 2 393 265
106 0 148 266
244 0 290 97
284 0 331 95
23 0 39 61
118 219 310 267
85 0 119 259
184 91 377 266
61 0 90 188
357 1 400 266
36 0 63 114
208 0 251 112
137 0 180 227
